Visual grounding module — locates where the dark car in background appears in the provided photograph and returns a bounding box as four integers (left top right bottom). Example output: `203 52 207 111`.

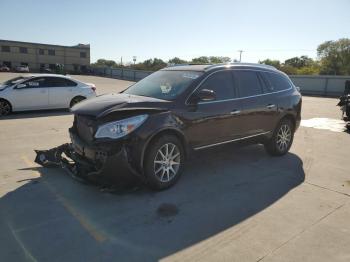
40 63 302 190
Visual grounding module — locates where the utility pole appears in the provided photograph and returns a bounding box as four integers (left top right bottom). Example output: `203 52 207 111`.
238 50 244 62
120 57 123 66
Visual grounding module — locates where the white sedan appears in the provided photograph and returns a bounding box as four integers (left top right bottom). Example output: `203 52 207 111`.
0 74 96 116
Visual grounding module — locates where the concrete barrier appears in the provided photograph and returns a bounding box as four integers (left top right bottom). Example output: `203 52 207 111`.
290 75 350 97
92 67 350 97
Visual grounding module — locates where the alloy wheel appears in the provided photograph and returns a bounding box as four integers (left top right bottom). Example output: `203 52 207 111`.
153 143 181 183
0 101 11 116
276 124 292 152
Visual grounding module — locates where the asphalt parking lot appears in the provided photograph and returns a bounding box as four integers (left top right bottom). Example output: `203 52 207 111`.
0 73 349 262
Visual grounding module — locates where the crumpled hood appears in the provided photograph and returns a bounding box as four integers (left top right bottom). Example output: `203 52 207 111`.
71 93 170 118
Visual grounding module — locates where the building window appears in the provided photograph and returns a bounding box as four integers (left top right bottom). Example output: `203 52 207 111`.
19 47 28 54
80 52 87 58
49 64 56 70
39 49 45 55
1 46 10 52
48 49 55 56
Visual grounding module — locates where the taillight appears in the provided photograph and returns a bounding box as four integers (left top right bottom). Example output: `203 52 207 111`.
91 86 96 92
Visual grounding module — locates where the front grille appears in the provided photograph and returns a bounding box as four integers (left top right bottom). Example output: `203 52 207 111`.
75 115 95 142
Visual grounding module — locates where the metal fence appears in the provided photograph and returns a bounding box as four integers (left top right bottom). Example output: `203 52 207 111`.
92 67 350 97
93 67 153 81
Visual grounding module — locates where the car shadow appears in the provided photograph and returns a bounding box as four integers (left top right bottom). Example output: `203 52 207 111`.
0 144 305 262
1 109 72 120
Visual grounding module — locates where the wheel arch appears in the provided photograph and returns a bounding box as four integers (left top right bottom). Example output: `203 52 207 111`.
140 127 188 170
70 95 86 107
280 113 296 130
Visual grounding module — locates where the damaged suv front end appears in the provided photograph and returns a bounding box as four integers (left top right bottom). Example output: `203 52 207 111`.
36 93 178 186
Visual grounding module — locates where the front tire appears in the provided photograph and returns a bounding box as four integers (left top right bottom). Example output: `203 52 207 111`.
144 135 185 190
265 118 294 156
0 99 12 116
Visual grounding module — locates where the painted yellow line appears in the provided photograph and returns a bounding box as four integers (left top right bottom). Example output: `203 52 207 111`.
20 155 107 243
8 222 38 262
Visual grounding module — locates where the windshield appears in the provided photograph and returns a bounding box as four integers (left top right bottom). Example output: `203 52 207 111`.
1 76 30 86
124 70 203 100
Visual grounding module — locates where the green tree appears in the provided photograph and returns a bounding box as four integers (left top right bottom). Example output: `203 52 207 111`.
134 58 167 71
91 59 118 67
317 38 350 75
168 57 188 64
191 56 210 64
285 56 313 68
191 56 231 64
209 56 231 63
259 59 281 68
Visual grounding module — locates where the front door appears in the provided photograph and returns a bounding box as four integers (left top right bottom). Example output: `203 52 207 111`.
11 77 49 110
185 70 243 149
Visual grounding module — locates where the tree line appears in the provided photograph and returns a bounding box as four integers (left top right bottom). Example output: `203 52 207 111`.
91 38 350 75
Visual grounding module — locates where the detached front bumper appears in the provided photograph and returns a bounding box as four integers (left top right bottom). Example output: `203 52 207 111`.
35 129 140 186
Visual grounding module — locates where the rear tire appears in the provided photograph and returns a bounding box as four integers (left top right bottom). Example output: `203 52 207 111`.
70 96 86 108
0 99 12 116
144 135 185 190
264 118 294 156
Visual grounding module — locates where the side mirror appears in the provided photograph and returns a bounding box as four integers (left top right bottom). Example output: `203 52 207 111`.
16 83 26 89
197 89 216 102
296 86 301 92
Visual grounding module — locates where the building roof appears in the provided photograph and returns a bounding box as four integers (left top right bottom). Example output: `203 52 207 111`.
0 39 90 49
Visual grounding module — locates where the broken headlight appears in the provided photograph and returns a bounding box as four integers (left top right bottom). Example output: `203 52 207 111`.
95 114 148 139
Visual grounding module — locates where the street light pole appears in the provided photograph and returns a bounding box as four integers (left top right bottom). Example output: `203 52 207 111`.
238 50 244 62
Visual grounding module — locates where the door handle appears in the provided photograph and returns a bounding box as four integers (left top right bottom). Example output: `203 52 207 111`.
266 104 276 109
230 109 241 115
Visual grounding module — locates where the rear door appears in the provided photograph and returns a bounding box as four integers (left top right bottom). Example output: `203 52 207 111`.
47 77 77 108
233 70 278 136
186 70 242 149
11 77 49 110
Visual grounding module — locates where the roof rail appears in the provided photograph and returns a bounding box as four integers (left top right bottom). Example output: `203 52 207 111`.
166 63 213 68
230 62 277 70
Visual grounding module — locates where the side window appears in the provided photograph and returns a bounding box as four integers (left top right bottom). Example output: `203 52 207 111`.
22 78 47 88
197 71 235 101
265 72 292 92
44 77 77 87
257 72 273 93
45 77 67 87
64 79 78 87
234 70 263 97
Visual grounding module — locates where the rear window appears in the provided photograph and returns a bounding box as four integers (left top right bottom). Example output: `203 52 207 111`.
264 72 292 92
